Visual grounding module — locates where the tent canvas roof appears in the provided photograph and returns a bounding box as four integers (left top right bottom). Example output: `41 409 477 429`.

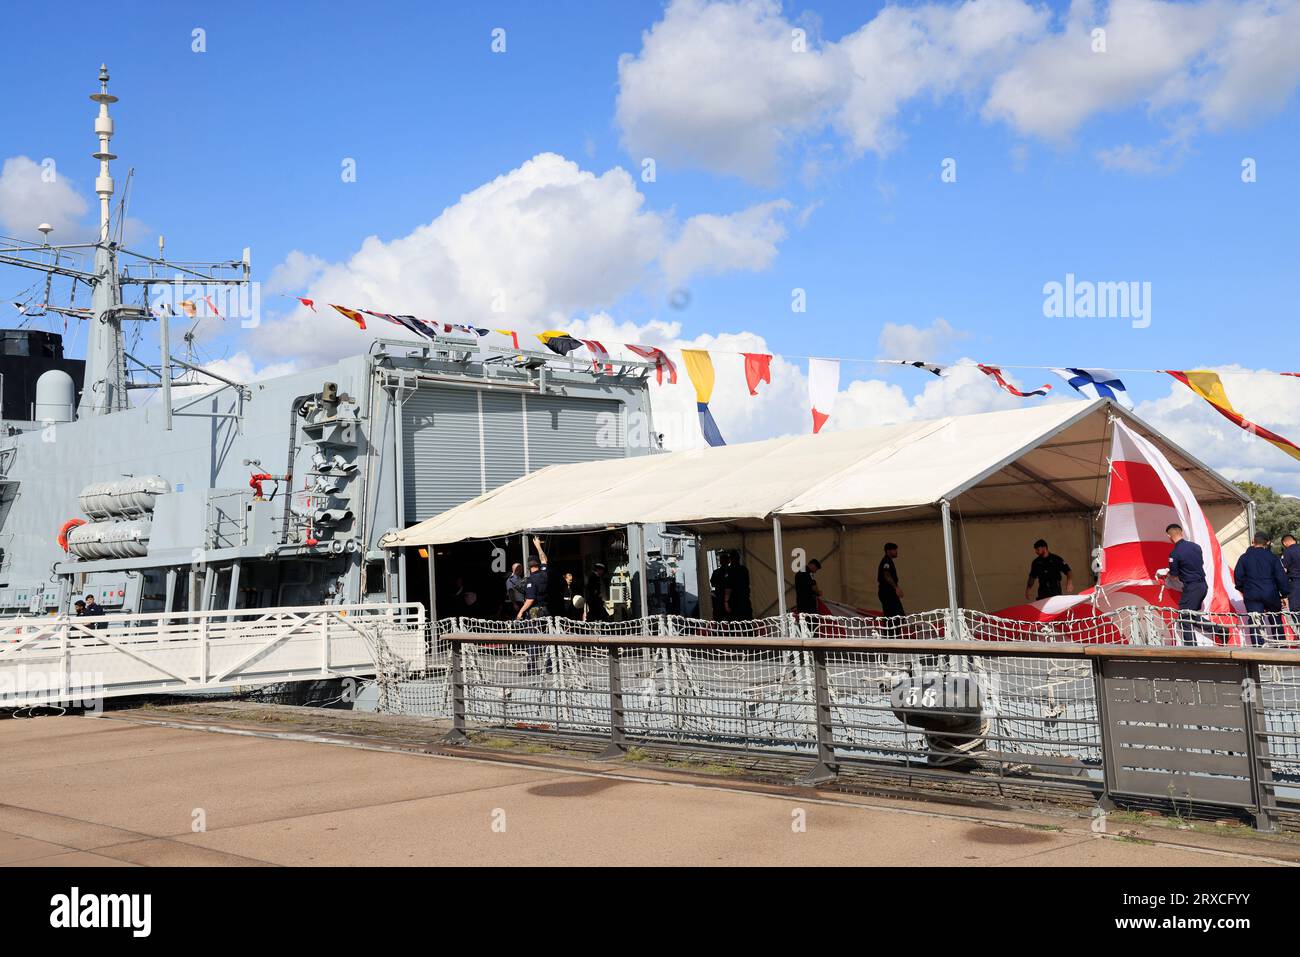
382 399 1247 547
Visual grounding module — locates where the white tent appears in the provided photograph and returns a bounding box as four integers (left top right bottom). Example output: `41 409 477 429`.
383 399 1251 619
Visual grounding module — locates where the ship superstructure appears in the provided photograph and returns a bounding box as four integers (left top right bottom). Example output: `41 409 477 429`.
0 67 675 620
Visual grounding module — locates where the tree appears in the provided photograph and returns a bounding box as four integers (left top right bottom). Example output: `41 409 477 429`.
1237 481 1300 545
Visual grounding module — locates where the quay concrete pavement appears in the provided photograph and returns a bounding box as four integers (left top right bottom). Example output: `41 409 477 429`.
0 712 1292 867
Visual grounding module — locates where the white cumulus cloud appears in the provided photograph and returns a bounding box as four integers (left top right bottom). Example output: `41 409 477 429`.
0 156 90 240
615 0 1300 181
265 250 328 296
201 352 303 385
662 199 791 287
249 152 790 366
984 0 1228 140
616 0 846 183
837 0 1048 153
876 317 967 360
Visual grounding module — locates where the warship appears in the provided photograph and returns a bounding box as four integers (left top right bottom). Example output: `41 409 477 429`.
0 66 682 624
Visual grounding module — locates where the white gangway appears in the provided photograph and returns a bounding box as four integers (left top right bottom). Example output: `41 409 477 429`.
0 603 426 708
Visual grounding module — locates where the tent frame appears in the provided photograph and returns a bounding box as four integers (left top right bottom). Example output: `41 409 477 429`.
388 400 1251 623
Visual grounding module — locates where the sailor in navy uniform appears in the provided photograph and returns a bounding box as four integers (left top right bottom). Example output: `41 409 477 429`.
1235 533 1288 646
1158 524 1207 647
877 543 905 638
1282 534 1300 613
516 536 551 675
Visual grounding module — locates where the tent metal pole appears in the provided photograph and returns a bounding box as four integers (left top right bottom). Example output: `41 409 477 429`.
940 499 961 638
636 524 650 635
772 515 787 634
695 533 712 619
1248 500 1257 541
1087 512 1098 587
394 383 407 605
427 546 437 627
837 524 848 608
952 516 966 607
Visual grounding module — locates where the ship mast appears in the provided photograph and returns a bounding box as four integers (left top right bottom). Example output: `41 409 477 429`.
92 64 116 244
82 64 128 415
0 65 253 422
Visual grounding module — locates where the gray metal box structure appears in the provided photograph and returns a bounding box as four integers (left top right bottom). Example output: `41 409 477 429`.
1101 658 1253 807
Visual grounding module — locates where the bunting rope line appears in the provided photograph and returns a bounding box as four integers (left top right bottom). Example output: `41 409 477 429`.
273 291 1300 455
272 293 1300 377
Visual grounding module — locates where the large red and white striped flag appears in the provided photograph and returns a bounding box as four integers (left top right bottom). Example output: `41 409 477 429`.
990 419 1242 642
1103 421 1240 614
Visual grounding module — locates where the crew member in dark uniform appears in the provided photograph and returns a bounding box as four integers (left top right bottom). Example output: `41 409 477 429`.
728 551 753 621
504 563 526 619
516 536 550 675
559 571 581 620
794 559 822 615
1235 533 1288 646
877 543 904 636
83 593 106 630
1282 534 1300 615
1160 524 1207 646
710 550 733 620
583 562 609 622
1025 539 1072 601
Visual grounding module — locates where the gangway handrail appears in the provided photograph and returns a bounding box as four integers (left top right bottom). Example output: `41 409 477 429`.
0 600 424 628
0 602 426 707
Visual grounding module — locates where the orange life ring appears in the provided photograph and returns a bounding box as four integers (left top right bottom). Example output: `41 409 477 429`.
57 518 86 551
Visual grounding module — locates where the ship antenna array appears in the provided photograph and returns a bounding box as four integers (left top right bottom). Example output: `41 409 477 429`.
114 167 134 246
0 65 254 422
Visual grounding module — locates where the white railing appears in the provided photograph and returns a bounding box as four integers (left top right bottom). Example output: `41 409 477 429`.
453 606 1289 646
8 602 1294 712
378 610 1300 784
0 602 425 708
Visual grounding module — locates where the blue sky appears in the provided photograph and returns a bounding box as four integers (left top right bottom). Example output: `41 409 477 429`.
3 0 1300 487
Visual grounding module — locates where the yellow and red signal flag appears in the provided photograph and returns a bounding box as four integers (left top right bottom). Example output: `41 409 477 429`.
1167 370 1300 462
